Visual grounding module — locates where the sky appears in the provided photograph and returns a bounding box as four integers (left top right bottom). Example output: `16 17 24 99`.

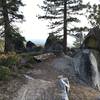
18 0 100 46
19 0 49 45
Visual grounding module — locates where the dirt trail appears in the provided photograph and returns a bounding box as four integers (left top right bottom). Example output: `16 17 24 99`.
13 58 59 100
13 78 54 100
12 56 100 100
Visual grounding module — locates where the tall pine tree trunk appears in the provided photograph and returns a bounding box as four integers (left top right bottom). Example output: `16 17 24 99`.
2 0 12 52
63 0 67 54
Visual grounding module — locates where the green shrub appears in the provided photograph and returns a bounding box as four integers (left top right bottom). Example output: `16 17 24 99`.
0 66 11 80
6 55 20 66
21 63 33 69
27 56 36 64
34 46 43 52
0 54 21 68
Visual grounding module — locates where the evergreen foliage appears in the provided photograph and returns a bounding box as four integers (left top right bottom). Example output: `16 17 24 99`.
0 0 24 52
73 33 84 48
0 66 11 80
39 0 88 34
87 4 100 27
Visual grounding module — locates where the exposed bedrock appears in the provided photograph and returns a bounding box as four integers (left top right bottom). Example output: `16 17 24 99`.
73 49 100 90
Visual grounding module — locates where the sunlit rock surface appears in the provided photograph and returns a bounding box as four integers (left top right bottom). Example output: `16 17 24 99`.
52 55 74 74
73 49 100 90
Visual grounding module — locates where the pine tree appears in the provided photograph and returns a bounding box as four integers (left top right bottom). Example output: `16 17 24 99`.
39 0 87 53
73 32 84 48
87 4 100 27
0 0 24 52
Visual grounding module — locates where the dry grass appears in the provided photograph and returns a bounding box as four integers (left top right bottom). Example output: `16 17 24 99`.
69 83 100 100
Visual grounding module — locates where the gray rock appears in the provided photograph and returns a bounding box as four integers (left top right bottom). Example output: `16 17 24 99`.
73 49 100 90
95 96 100 100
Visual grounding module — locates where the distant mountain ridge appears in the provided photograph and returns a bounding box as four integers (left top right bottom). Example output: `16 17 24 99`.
31 39 46 46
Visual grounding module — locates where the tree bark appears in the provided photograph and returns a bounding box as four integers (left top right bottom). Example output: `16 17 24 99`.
2 0 12 52
63 0 67 54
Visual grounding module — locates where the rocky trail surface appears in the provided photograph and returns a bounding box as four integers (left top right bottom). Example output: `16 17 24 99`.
0 55 100 100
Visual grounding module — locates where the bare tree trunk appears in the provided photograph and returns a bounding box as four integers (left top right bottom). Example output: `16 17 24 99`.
2 0 12 52
63 0 67 54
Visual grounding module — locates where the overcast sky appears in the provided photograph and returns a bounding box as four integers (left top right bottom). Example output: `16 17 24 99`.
18 0 100 46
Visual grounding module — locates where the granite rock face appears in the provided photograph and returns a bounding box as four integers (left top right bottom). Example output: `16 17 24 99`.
26 41 37 52
73 49 100 90
44 34 63 55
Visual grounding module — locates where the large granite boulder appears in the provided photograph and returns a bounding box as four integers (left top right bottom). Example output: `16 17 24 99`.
44 34 63 55
73 49 100 90
26 41 37 52
44 33 56 51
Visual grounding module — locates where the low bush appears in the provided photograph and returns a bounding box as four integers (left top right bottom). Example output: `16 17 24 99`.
0 66 11 80
27 56 37 64
21 63 33 69
0 53 21 68
34 46 43 52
